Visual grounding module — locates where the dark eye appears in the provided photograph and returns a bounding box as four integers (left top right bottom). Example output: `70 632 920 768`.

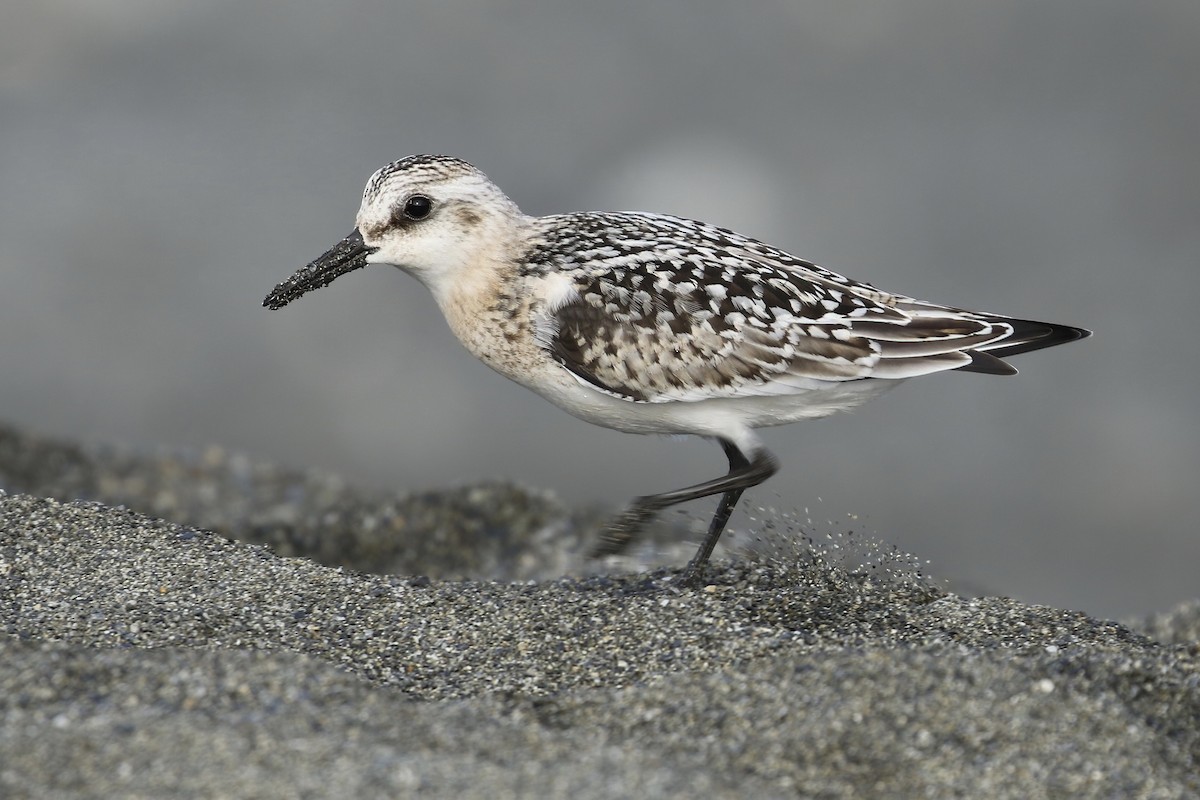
403 195 433 221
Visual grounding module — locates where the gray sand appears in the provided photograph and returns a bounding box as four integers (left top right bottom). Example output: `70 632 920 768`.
1 423 1197 797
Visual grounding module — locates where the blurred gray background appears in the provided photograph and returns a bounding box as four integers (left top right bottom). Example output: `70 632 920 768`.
2 1 1196 619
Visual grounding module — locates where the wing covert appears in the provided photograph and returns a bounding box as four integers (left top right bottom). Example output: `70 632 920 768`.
547 259 885 402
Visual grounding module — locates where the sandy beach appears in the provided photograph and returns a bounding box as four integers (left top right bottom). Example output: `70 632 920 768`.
2 422 1197 797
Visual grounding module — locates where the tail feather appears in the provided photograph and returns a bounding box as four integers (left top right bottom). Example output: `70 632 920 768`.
975 317 1091 359
955 349 1019 375
956 317 1090 375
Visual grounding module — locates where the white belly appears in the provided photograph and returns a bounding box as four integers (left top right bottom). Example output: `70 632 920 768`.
512 357 899 446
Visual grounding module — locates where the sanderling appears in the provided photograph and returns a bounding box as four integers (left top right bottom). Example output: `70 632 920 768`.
264 154 1089 584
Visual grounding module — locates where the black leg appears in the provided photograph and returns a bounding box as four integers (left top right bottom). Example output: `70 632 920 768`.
678 487 744 586
592 439 778 583
679 441 750 586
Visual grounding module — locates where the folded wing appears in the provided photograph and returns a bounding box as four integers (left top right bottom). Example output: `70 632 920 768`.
534 213 1088 403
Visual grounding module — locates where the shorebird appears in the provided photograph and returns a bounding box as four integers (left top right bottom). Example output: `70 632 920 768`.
264 154 1089 584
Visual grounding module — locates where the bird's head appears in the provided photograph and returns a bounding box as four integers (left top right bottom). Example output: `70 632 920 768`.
264 155 522 309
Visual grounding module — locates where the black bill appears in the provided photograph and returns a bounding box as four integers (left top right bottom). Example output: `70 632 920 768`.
263 229 376 309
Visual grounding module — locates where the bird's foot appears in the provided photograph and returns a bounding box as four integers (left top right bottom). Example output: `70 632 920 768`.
677 561 705 588
591 500 661 558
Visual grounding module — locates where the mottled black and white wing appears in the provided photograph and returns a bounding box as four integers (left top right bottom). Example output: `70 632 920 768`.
529 212 1086 403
